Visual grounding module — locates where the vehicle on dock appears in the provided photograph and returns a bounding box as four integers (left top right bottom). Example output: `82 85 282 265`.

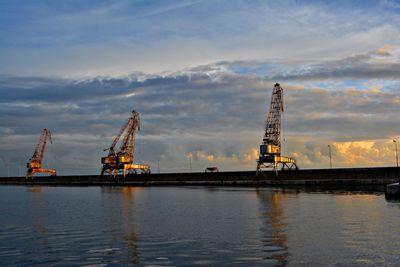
205 167 219 172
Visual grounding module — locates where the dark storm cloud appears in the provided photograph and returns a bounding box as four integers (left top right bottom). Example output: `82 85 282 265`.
283 82 400 140
270 63 400 81
0 70 271 175
0 76 138 103
266 49 400 81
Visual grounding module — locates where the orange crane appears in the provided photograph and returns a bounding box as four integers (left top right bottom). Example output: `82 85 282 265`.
101 110 150 177
26 128 57 178
256 83 298 175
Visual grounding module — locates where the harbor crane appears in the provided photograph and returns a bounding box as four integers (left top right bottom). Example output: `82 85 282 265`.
26 128 57 178
256 83 298 175
101 110 150 177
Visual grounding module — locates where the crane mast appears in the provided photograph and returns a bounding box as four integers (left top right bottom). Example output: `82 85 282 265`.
256 83 298 175
101 110 150 177
26 128 57 178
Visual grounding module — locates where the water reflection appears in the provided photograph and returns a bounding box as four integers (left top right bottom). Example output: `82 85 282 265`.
121 187 140 264
27 187 49 256
2 186 400 266
257 189 288 267
102 187 140 264
27 187 42 193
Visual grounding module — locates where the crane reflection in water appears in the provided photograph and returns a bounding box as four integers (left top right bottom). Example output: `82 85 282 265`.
27 187 49 256
101 186 140 264
257 189 290 267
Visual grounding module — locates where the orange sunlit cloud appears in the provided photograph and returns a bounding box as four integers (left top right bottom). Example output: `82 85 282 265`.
290 139 398 168
331 140 394 166
374 44 395 55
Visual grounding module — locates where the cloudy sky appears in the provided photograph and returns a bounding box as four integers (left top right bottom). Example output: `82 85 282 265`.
0 0 399 176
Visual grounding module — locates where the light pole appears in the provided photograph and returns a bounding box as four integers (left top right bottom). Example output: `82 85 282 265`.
328 145 332 169
189 154 192 173
394 139 398 168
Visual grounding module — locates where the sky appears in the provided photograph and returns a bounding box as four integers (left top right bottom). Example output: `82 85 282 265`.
0 0 399 176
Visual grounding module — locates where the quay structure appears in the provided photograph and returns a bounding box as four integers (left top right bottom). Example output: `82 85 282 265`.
0 167 398 189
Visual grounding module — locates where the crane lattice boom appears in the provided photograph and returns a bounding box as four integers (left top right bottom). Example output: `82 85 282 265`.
105 118 131 156
263 83 283 150
118 112 140 158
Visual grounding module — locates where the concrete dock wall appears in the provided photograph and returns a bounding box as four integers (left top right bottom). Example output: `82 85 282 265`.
0 167 399 187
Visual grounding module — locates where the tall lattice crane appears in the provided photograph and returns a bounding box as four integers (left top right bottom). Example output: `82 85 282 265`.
101 110 150 177
26 128 57 178
256 83 298 175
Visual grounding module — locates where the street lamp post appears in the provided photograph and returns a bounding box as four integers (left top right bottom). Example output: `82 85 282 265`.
187 153 193 173
394 139 399 168
328 145 332 169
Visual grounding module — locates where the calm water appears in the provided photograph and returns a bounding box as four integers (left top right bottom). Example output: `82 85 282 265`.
0 186 399 266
